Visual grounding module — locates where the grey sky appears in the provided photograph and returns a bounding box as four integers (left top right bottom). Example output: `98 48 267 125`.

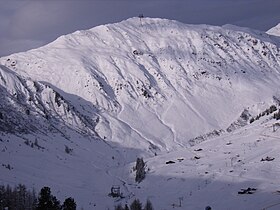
0 0 279 57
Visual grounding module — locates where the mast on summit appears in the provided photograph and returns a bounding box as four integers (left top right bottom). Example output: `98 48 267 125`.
138 14 144 26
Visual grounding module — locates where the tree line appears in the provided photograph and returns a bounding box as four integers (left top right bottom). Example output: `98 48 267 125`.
0 184 76 210
115 199 153 210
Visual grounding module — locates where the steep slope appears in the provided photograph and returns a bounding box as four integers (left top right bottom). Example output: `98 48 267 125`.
1 17 280 151
1 17 280 209
0 64 99 136
0 64 138 209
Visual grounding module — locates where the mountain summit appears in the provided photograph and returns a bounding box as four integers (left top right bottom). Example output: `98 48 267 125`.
1 17 280 209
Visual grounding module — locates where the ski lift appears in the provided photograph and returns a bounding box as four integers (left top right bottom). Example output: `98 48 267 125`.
110 185 121 198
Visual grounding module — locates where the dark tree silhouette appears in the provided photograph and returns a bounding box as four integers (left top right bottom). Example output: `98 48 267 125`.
135 157 146 183
144 199 154 210
115 203 124 210
62 197 76 210
36 186 60 210
130 199 142 210
124 204 130 210
0 184 37 210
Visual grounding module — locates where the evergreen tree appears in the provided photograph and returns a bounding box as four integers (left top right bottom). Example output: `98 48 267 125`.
53 198 61 210
0 184 37 210
274 110 280 120
130 199 142 210
5 185 13 208
269 105 277 113
0 186 5 208
29 188 38 210
36 186 60 210
135 157 146 183
62 197 76 210
115 203 130 210
16 184 27 210
124 204 130 210
144 199 153 210
115 203 124 210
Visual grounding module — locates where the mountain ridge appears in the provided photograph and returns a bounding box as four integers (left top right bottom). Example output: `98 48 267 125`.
1 17 280 149
1 17 280 209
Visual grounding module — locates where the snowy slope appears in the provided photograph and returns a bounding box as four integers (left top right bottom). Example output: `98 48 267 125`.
2 18 280 150
0 64 134 209
267 23 280 37
1 17 280 209
0 64 100 136
132 113 280 210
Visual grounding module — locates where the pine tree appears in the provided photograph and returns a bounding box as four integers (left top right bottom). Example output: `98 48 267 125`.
28 188 38 210
36 187 60 210
124 204 130 210
135 158 146 183
0 185 5 209
144 199 153 210
62 197 76 210
274 110 280 120
130 199 142 210
0 184 37 210
16 184 27 210
115 203 124 210
52 198 61 210
5 185 13 209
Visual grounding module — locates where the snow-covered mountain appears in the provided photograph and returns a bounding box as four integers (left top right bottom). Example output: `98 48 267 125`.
267 23 280 37
1 17 280 209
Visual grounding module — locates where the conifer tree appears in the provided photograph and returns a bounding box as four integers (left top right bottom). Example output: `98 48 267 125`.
36 186 60 210
144 199 154 210
0 184 37 210
115 203 124 210
62 197 76 210
124 204 130 210
135 157 146 183
130 199 142 210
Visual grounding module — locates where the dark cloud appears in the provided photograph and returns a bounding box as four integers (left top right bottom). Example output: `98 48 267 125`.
0 0 279 57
